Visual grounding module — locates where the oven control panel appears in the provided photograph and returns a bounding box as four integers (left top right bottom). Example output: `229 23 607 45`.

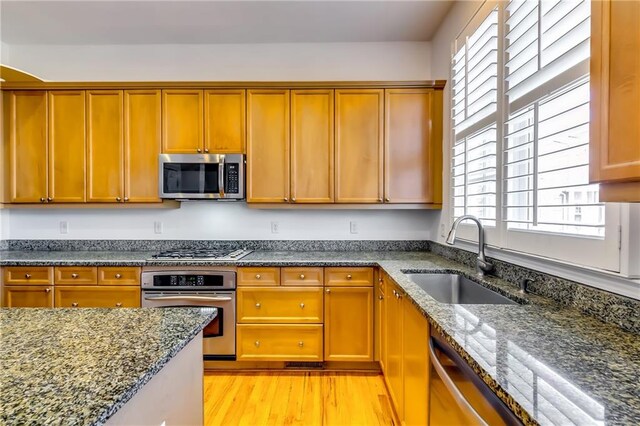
141 270 237 290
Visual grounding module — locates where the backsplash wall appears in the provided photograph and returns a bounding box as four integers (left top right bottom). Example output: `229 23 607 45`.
5 202 437 241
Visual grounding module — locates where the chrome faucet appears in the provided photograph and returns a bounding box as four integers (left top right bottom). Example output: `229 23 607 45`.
446 215 494 276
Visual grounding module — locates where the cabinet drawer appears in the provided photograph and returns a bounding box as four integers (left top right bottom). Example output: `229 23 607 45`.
3 267 53 285
281 267 324 287
237 324 323 361
2 285 54 308
325 267 374 287
54 286 141 308
55 267 98 285
237 287 323 324
98 267 141 285
238 267 280 286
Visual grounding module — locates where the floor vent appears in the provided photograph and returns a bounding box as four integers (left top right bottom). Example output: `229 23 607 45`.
285 362 324 369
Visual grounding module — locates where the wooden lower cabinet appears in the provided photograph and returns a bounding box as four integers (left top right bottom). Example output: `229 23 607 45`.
236 324 323 361
385 281 404 420
378 273 387 373
237 287 323 324
3 266 53 285
54 286 140 308
2 285 54 307
324 286 373 362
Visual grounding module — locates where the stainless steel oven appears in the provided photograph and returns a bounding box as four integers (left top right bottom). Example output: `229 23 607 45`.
159 153 244 200
141 268 236 360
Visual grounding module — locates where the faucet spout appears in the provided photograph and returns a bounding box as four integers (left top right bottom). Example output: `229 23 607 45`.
445 215 494 276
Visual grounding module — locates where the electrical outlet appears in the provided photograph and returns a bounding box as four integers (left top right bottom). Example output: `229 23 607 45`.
59 221 69 235
271 221 280 234
440 223 446 238
350 221 358 234
154 221 163 234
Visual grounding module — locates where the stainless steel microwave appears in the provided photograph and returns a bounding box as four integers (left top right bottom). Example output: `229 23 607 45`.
159 154 245 200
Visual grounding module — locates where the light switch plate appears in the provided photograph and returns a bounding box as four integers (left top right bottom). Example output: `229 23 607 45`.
154 221 163 234
350 221 358 234
271 221 280 234
59 221 69 235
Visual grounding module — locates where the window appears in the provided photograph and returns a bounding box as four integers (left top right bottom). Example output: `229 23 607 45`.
450 0 621 271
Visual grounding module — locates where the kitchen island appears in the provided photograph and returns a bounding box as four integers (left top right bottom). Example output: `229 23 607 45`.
0 307 216 425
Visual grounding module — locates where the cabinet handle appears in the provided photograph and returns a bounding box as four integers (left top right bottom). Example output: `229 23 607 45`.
40 197 46 203
298 341 304 348
255 302 261 309
325 288 331 294
71 273 79 279
255 274 261 280
299 274 305 280
116 197 122 202
71 302 79 307
346 274 352 280
25 274 31 279
299 302 305 309
45 288 51 293
392 290 397 297
124 197 129 202
197 148 202 153
115 303 122 308
115 273 122 279
47 197 52 202
255 341 260 347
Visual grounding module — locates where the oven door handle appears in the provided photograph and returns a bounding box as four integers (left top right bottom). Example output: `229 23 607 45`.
144 295 233 303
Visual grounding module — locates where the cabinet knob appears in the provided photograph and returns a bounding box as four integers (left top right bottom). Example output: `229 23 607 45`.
71 302 79 307
197 148 202 153
40 197 46 203
71 273 79 279
346 274 352 280
204 149 209 153
255 274 261 280
124 197 129 202
385 197 390 202
299 274 305 280
255 302 261 309
115 303 123 308
25 273 31 279
299 302 305 309
325 288 331 294
378 295 383 300
298 341 304 348
47 197 52 202
284 197 288 202
255 341 260 347
116 197 122 202
292 197 296 202
115 273 122 279
45 288 51 293
378 198 382 202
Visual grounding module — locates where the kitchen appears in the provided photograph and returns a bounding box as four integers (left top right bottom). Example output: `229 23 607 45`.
0 0 639 425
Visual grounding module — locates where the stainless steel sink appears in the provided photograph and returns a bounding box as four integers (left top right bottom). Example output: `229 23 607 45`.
405 273 518 305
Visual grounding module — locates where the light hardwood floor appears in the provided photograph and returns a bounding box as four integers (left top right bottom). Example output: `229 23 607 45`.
204 371 398 426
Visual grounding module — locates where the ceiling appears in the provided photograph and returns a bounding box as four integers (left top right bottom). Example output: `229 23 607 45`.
0 0 453 45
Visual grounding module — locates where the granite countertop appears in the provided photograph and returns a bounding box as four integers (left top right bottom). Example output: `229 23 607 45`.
0 307 217 426
1 249 639 424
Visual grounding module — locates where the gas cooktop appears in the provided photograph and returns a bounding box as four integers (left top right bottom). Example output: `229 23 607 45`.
148 248 252 261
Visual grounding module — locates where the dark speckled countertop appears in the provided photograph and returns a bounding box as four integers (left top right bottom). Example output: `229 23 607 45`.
1 249 639 425
0 307 217 426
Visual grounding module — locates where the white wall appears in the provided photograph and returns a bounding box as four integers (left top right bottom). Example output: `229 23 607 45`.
2 40 437 241
7 203 435 240
3 42 431 82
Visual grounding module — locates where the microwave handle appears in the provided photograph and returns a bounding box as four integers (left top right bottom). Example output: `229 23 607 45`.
218 154 225 197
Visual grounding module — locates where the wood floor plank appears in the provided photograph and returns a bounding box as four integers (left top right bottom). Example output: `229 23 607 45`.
204 371 397 426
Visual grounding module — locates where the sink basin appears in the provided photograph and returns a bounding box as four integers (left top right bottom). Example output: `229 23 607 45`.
405 273 518 305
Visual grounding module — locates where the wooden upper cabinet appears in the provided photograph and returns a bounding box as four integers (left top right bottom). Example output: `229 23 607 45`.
335 89 384 203
591 0 640 201
87 90 124 202
162 90 204 153
204 90 246 153
7 91 48 203
385 89 442 204
290 90 334 203
48 91 86 203
124 90 162 203
246 89 290 203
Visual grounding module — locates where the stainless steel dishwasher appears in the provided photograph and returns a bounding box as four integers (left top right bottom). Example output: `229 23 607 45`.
429 329 523 426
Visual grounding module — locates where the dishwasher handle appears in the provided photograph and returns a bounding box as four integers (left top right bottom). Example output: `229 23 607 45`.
429 338 489 426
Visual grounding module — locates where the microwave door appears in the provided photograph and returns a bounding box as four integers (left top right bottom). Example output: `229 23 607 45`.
203 164 221 197
163 163 203 195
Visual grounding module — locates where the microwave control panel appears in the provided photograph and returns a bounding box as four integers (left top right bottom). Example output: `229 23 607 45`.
225 163 240 194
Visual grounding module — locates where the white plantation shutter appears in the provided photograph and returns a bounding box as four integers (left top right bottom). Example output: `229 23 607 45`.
452 6 499 228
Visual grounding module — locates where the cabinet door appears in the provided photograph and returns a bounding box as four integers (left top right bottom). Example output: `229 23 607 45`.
385 88 442 204
87 90 124 202
246 90 290 203
48 91 86 202
2 286 53 307
237 324 323 361
591 0 640 184
124 90 162 202
7 91 48 203
54 286 141 308
385 282 404 420
162 90 203 153
290 90 334 203
324 286 373 362
378 273 387 373
204 90 246 153
335 89 384 203
402 296 430 426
